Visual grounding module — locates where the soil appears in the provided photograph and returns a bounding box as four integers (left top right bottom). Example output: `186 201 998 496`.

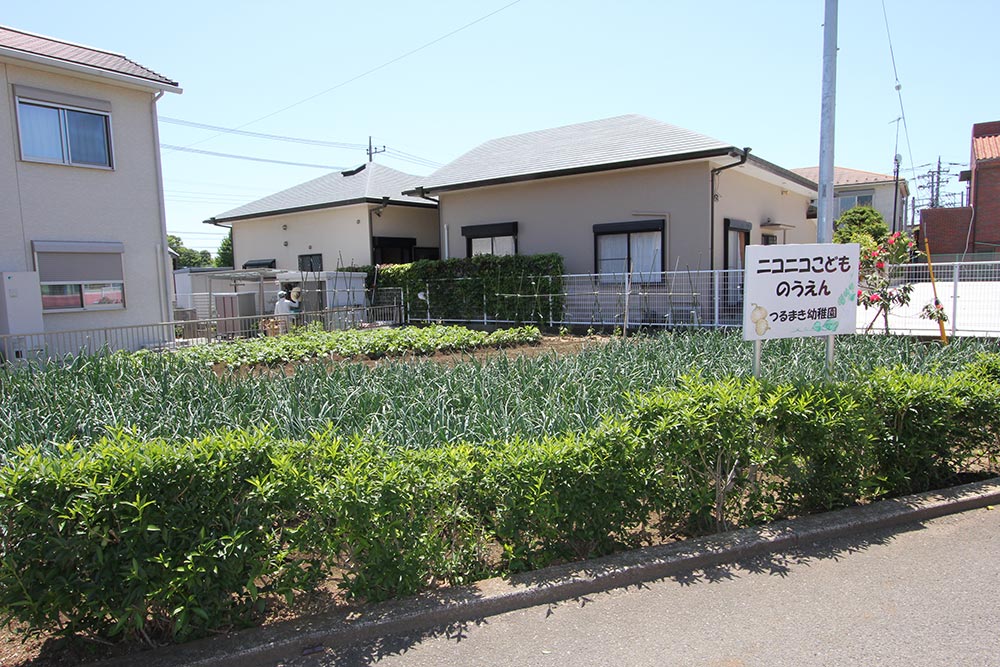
0 334 614 666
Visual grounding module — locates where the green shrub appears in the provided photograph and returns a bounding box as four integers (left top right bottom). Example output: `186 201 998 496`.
0 432 318 643
353 253 565 324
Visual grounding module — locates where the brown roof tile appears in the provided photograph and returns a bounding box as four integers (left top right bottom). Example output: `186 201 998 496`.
0 25 178 89
974 134 1000 162
791 166 896 186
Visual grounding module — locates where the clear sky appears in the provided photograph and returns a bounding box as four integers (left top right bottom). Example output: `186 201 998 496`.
5 1 997 255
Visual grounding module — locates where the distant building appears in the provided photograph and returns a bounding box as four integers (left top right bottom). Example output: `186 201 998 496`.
792 166 909 233
920 121 1000 259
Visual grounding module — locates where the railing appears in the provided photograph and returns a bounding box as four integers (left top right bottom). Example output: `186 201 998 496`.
0 289 404 363
406 263 1000 337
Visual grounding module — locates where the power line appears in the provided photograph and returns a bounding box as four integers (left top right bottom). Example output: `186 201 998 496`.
175 0 523 150
160 117 367 150
881 0 915 181
160 144 344 170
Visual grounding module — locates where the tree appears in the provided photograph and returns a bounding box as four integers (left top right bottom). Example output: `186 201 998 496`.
167 235 213 269
833 206 889 250
215 231 233 268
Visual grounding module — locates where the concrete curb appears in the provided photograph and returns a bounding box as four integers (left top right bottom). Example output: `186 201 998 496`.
98 477 1000 667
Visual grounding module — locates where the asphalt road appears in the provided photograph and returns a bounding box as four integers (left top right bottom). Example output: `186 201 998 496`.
283 506 1000 667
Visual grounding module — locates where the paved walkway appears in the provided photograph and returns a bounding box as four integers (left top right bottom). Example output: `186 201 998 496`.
285 506 1000 667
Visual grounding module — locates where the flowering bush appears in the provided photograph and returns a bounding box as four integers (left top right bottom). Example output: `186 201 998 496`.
921 299 948 323
858 231 919 334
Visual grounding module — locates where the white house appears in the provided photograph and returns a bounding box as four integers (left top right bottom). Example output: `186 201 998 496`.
792 166 909 232
205 162 439 272
0 25 180 347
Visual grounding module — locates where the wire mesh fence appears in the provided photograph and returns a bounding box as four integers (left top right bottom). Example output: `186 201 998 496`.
406 263 1000 337
0 289 403 364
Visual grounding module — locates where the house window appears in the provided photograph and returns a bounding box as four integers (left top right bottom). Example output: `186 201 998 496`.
762 233 778 246
32 241 125 311
372 237 417 264
15 86 113 168
298 254 323 271
462 222 517 257
593 220 664 283
836 190 874 216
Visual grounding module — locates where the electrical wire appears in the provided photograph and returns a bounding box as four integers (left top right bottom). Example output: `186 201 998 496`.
160 117 367 150
174 0 523 150
881 0 915 180
160 144 344 170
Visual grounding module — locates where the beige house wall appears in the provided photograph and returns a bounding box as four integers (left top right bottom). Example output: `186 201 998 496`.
371 205 439 248
231 204 373 270
0 59 172 333
439 162 712 274
438 161 813 274
713 166 815 266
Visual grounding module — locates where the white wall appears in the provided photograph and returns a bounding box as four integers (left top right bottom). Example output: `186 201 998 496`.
713 166 815 263
0 60 171 333
231 203 373 270
371 204 439 248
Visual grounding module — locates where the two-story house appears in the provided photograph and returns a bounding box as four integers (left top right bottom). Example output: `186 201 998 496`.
0 25 180 352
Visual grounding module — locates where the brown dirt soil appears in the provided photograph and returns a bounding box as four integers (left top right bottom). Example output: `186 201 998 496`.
0 334 615 666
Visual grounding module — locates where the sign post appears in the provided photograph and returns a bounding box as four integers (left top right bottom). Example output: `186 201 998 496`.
743 243 859 377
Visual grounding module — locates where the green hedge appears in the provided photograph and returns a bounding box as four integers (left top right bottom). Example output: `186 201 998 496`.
348 254 565 324
2 360 999 643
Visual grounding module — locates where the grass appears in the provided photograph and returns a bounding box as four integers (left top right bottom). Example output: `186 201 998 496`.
1 329 998 455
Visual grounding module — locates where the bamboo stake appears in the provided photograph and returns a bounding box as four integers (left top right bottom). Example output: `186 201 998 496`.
923 237 948 344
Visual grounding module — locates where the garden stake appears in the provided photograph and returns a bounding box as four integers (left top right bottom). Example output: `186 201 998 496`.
923 237 948 344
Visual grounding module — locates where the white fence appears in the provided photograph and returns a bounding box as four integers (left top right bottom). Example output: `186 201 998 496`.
0 289 403 363
406 262 1000 337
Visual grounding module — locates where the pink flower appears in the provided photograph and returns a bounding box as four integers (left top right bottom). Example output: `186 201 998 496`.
871 294 881 302
857 289 863 297
876 261 885 269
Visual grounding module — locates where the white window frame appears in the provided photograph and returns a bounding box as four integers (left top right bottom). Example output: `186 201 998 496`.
836 190 874 215
14 85 114 169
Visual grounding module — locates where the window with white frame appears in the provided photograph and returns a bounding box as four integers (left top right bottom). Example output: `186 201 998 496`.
32 241 126 311
462 222 517 257
593 220 664 283
15 85 113 168
836 190 874 216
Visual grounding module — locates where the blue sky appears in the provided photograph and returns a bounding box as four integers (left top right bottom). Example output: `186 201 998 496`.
5 1 997 255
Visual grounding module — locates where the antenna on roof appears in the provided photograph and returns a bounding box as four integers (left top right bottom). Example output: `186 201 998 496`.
367 136 385 162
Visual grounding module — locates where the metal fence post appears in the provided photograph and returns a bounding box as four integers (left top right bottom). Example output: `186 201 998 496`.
951 262 960 338
713 272 721 329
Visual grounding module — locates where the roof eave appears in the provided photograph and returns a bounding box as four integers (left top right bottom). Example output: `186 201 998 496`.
404 147 737 196
746 155 818 194
205 196 436 225
0 46 181 93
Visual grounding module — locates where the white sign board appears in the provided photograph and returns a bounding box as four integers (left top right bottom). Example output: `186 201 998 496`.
743 243 860 341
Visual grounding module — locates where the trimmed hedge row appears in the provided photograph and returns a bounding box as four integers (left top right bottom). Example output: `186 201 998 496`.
349 253 565 324
2 357 999 643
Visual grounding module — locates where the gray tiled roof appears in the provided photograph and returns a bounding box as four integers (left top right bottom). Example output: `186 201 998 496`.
0 25 178 88
210 163 435 222
411 115 736 192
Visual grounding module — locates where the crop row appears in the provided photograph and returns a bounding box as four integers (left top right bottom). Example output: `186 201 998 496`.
1 330 999 454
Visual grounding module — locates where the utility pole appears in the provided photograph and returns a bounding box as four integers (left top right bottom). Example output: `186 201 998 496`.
817 0 838 244
891 153 902 233
367 136 385 162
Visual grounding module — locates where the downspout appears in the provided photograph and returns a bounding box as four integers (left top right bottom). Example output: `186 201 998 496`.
709 147 751 270
150 90 173 323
